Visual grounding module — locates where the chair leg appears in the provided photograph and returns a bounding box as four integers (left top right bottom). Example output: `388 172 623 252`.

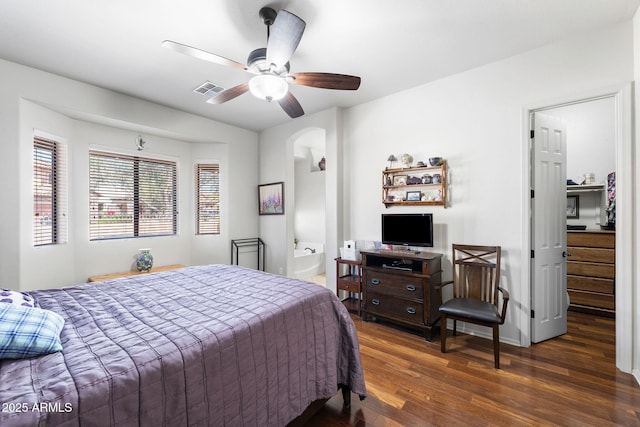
440 314 447 353
453 319 457 336
493 325 500 369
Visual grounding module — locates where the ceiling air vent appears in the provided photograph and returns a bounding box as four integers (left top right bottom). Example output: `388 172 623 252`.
193 81 224 96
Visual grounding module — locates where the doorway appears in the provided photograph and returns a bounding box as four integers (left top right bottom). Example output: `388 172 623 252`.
292 128 327 284
522 84 633 373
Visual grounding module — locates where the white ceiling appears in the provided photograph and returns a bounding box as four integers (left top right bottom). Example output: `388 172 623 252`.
0 0 638 132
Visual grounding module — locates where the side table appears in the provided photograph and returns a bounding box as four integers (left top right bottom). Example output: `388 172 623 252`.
335 257 362 315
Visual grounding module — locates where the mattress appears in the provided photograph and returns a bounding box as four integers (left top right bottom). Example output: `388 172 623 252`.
0 264 366 426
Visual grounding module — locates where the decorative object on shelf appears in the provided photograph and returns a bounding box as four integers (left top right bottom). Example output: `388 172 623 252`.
385 176 392 186
434 190 442 201
401 153 413 168
318 157 326 171
584 172 595 184
393 175 407 186
136 249 154 272
567 195 579 218
416 161 426 167
406 176 422 185
429 157 443 166
258 182 285 215
406 191 421 201
387 154 397 169
432 173 441 184
421 174 432 184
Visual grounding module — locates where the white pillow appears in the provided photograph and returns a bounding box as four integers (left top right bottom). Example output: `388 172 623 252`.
0 289 40 308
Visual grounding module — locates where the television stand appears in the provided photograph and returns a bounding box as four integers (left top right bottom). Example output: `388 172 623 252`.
360 250 442 341
382 264 413 271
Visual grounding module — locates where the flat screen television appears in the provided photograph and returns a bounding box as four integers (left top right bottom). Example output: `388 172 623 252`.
382 213 434 247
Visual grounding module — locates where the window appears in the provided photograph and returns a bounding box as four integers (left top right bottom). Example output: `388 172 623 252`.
89 150 177 240
33 136 67 246
195 163 220 235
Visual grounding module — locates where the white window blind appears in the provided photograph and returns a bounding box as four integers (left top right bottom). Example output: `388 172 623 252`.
89 150 177 240
195 163 220 235
33 136 67 246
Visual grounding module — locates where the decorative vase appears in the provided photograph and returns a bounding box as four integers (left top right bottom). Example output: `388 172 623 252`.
136 249 153 272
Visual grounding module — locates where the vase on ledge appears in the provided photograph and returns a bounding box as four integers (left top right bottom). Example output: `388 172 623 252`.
136 249 153 272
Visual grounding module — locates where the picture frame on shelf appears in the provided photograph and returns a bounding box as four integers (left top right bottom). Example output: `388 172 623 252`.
258 182 284 215
406 191 421 201
567 195 579 218
393 175 407 186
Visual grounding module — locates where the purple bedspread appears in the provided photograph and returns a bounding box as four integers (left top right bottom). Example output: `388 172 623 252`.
0 265 366 426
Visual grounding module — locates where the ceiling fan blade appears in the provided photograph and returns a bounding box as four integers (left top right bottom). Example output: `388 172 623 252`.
266 10 306 69
290 72 361 90
206 83 250 104
278 91 304 118
162 40 247 71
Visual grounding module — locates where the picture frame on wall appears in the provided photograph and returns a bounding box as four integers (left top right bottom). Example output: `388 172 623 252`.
258 182 285 215
567 195 579 218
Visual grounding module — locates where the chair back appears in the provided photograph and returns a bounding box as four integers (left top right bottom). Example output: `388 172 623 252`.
451 245 501 305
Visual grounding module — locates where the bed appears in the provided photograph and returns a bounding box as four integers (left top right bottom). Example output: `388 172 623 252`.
0 264 366 426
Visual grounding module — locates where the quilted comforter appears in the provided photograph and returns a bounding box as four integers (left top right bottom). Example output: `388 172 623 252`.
0 264 366 426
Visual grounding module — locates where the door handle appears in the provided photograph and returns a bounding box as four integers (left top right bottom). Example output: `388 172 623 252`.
563 251 572 258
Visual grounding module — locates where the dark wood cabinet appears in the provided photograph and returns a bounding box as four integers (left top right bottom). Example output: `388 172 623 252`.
360 250 442 341
567 230 615 317
335 257 362 315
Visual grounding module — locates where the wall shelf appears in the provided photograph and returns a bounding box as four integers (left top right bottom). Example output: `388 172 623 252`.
382 161 447 208
567 183 608 225
566 183 605 193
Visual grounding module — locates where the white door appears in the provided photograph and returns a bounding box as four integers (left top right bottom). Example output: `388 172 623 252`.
531 112 568 343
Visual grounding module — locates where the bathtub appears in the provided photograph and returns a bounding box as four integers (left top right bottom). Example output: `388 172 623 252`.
293 242 325 280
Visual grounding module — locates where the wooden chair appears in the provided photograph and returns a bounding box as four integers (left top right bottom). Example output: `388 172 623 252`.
438 244 509 368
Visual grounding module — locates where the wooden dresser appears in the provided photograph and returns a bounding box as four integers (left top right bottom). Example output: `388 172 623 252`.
567 231 615 317
360 250 442 341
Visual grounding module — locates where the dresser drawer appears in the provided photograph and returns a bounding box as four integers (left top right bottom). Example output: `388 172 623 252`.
568 289 615 310
567 247 614 263
364 271 423 300
365 293 423 325
567 261 615 279
567 275 614 294
567 232 615 249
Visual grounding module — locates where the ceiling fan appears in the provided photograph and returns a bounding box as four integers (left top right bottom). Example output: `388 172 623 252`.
162 6 361 119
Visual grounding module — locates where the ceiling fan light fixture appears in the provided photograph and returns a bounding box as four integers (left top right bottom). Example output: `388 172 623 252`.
249 74 288 102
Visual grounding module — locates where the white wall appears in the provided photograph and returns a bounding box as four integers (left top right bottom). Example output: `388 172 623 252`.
342 22 634 347
631 7 640 384
294 156 326 245
293 128 326 246
258 109 342 291
544 97 616 229
0 59 258 290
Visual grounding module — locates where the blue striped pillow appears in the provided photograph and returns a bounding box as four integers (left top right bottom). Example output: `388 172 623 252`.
0 303 64 359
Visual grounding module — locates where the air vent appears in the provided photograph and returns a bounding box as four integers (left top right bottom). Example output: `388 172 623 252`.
193 81 224 96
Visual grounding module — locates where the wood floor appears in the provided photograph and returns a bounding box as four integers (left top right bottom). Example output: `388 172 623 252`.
306 311 640 426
